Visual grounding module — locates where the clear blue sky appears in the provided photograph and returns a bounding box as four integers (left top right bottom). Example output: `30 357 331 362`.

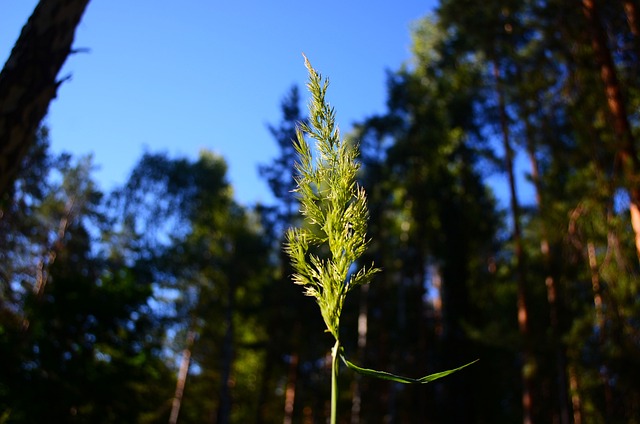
2 1 436 205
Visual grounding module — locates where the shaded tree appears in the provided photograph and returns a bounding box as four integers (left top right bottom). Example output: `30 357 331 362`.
0 136 172 423
352 16 502 423
115 150 272 424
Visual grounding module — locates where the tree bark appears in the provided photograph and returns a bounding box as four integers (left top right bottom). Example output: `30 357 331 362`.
0 0 90 197
521 106 570 424
585 239 615 418
493 61 534 424
282 352 299 424
21 194 77 332
623 0 640 38
169 329 197 424
568 366 583 424
255 342 275 424
215 283 236 424
582 0 640 260
586 242 604 335
350 283 369 424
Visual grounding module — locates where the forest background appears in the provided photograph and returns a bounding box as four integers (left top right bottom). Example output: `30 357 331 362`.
1 0 640 423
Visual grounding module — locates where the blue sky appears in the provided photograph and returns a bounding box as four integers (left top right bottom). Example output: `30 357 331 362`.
2 1 436 205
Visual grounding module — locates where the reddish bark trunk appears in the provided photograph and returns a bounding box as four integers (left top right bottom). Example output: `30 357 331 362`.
169 330 197 424
493 62 534 424
282 353 298 424
568 366 583 424
521 102 570 424
582 0 640 260
623 0 640 37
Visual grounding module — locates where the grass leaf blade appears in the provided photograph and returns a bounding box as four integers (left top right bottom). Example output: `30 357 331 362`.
340 352 478 384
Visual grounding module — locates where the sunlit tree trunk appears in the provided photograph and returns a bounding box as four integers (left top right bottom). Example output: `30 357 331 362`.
586 242 604 335
623 0 640 39
493 61 534 424
582 0 640 261
0 0 90 197
568 204 616 420
586 238 615 418
169 329 197 424
568 366 583 424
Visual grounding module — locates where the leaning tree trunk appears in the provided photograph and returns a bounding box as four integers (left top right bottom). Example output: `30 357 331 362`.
169 329 197 424
0 0 90 197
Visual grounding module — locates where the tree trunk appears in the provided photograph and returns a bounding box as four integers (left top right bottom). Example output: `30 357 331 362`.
350 283 369 424
585 239 615 419
582 0 640 260
0 0 90 197
623 0 640 38
215 283 236 424
169 329 197 424
587 242 605 333
34 195 76 298
255 342 275 424
22 194 76 331
522 108 570 424
493 61 534 424
568 366 583 424
282 352 299 424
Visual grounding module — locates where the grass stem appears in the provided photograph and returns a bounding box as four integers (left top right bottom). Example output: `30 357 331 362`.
331 340 340 424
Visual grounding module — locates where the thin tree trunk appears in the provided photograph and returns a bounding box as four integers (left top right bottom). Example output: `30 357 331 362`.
568 366 583 424
22 195 76 331
582 0 640 260
255 342 275 424
623 0 640 38
386 273 409 423
34 196 76 298
587 242 605 333
282 320 302 424
623 0 640 75
0 0 90 197
350 283 369 424
567 117 623 422
522 108 570 424
585 238 615 418
431 265 443 338
169 329 197 424
215 283 236 424
282 352 299 424
493 61 534 424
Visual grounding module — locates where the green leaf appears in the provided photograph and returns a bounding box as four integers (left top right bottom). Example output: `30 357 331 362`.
340 351 478 384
